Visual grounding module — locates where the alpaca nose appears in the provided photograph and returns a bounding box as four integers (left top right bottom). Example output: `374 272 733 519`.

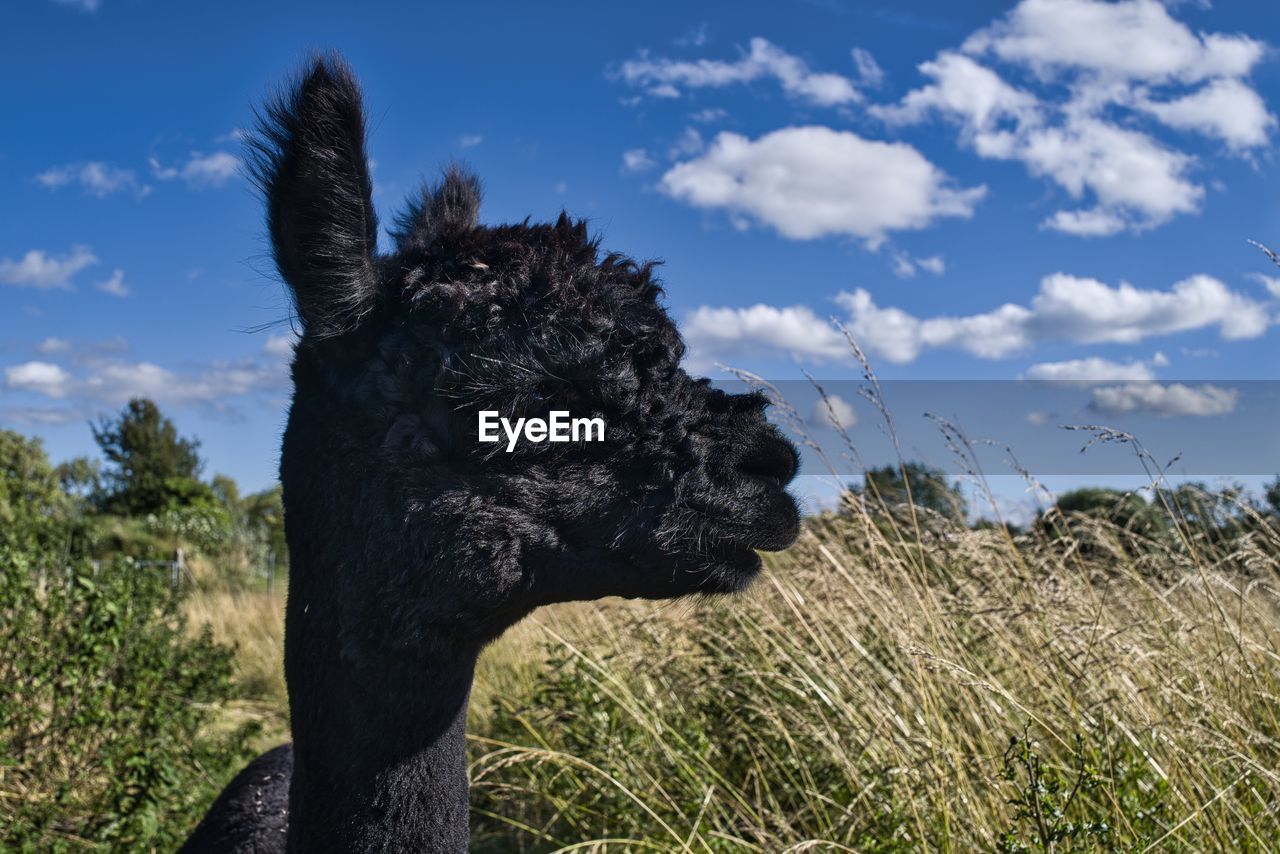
737 432 799 489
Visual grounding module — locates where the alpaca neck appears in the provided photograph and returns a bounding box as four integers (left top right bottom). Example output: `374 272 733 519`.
286 619 479 853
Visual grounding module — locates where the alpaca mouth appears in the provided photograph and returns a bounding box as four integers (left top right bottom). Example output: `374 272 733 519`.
682 489 801 590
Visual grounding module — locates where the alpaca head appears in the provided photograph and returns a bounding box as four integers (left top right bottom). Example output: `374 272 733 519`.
258 57 799 654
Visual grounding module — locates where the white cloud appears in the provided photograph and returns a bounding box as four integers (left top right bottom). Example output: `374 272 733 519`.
1026 410 1054 426
1245 272 1280 298
262 334 297 359
150 151 240 188
917 255 946 275
36 161 146 198
1022 356 1157 383
963 0 1265 83
892 253 946 277
811 394 857 429
3 355 289 413
659 126 985 246
51 0 99 10
458 134 483 148
872 1 1273 236
621 148 657 173
891 253 917 278
1020 118 1202 234
683 303 851 368
36 337 72 355
2 407 86 426
1135 78 1275 149
873 53 1205 235
1090 382 1238 416
674 23 709 48
689 107 728 123
871 52 1040 138
0 246 97 290
617 37 861 106
95 268 129 298
686 272 1270 366
668 127 705 158
1029 272 1268 342
851 48 885 88
5 362 72 398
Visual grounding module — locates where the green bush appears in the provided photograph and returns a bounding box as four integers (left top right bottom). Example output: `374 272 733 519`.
0 551 257 851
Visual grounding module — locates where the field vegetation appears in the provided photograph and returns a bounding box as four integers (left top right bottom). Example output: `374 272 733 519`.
3 393 1279 851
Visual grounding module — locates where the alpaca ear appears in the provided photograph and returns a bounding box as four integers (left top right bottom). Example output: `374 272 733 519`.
250 54 380 336
391 167 482 253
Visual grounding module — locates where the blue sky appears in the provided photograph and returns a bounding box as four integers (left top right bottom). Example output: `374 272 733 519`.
3 0 1279 518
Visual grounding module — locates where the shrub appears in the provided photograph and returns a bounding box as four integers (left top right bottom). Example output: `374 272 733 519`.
0 551 257 851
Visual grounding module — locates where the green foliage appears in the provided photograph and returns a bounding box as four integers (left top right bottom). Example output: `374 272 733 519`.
1265 476 1280 516
211 477 287 573
92 399 205 516
0 550 257 851
852 462 969 523
471 612 916 852
0 431 69 556
997 725 1166 852
54 456 102 507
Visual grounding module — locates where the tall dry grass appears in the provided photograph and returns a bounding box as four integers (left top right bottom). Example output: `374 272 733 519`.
463 355 1280 851
188 357 1280 851
467 501 1280 851
183 586 289 749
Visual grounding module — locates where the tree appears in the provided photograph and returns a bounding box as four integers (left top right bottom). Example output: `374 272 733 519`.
1041 487 1167 545
1264 476 1280 517
0 431 68 555
854 462 968 523
91 398 205 515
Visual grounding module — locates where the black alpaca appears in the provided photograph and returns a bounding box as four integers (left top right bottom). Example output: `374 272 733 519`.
183 54 800 853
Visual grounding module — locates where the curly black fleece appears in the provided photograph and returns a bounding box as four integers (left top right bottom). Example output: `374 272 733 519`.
183 53 800 853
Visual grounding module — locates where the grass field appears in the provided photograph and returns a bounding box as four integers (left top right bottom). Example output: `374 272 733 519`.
193 473 1280 851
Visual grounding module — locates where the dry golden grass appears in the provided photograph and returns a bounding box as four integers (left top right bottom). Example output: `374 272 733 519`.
186 370 1280 850
183 586 289 752
466 507 1280 851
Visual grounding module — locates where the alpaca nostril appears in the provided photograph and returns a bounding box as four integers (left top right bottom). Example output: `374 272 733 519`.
737 436 799 489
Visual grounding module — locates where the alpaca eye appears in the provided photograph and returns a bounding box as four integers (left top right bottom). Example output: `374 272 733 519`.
529 381 554 402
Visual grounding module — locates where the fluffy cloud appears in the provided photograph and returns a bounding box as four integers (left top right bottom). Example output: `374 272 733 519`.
811 394 857 429
891 252 946 278
851 48 885 88
618 37 861 106
1134 78 1275 150
621 148 657 173
3 356 288 412
95 268 130 298
684 273 1270 366
1245 272 1280 298
261 334 297 360
873 0 1274 236
3 335 292 416
659 126 985 245
962 0 1264 83
36 161 146 198
1022 356 1158 383
36 337 72 355
1029 273 1268 342
0 246 97 290
4 362 73 398
683 303 851 368
1089 382 1238 417
150 151 240 188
